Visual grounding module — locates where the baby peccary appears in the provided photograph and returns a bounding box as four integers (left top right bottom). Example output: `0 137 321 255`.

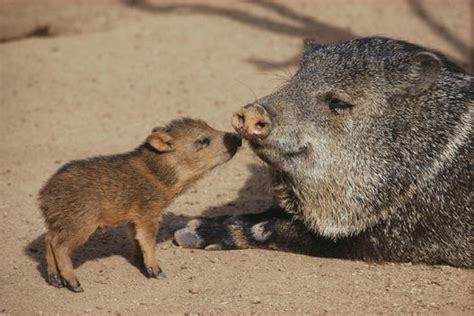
39 118 241 292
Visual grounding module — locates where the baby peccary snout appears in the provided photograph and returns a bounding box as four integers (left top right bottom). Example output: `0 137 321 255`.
38 118 240 293
232 103 271 139
223 133 242 155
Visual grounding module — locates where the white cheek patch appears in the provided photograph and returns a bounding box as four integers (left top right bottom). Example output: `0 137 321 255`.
251 221 273 242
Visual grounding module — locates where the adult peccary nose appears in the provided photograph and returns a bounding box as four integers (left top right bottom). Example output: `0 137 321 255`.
231 103 271 139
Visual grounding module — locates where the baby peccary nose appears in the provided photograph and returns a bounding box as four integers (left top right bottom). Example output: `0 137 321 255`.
223 133 242 155
232 103 271 139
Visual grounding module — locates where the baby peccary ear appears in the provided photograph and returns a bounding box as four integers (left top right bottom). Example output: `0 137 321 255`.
405 52 442 96
147 128 174 152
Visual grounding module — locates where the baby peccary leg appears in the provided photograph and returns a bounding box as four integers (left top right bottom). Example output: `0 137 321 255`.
54 244 83 292
127 223 143 263
45 233 62 288
46 225 97 292
133 220 163 278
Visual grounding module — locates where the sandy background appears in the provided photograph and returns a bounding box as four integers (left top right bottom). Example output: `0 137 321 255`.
0 0 473 314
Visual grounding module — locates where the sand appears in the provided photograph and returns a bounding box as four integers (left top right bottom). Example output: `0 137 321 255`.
1 0 472 314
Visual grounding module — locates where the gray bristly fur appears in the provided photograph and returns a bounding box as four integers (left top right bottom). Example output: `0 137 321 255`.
175 37 473 268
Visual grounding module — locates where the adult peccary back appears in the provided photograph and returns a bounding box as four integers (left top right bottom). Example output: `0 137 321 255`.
175 37 473 268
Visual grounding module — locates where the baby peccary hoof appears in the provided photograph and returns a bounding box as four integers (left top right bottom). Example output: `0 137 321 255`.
48 273 63 288
146 266 165 279
63 279 84 293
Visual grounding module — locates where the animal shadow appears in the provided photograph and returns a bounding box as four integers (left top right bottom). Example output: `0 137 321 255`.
121 0 355 70
408 0 473 72
122 0 473 72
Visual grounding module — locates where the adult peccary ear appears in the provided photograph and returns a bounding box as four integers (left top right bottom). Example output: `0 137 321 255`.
302 39 324 59
403 51 442 96
147 128 174 152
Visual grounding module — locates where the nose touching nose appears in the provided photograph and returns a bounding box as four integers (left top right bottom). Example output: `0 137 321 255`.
232 104 271 139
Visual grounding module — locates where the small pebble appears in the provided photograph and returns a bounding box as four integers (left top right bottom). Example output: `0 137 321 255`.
188 288 199 294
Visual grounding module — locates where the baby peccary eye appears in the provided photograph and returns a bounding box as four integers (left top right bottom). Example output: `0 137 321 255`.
328 97 353 114
195 136 211 149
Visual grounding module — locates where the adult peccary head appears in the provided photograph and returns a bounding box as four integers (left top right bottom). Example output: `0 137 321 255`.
232 37 473 246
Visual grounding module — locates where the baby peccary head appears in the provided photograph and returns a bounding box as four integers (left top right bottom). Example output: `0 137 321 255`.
232 37 473 239
146 118 241 186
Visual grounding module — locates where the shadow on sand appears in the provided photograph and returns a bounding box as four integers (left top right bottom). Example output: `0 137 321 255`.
121 0 355 70
122 0 473 72
408 0 473 72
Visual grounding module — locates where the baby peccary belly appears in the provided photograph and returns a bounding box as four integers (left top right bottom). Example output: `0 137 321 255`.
39 118 241 292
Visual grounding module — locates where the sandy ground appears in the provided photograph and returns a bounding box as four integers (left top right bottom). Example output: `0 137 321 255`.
0 0 473 314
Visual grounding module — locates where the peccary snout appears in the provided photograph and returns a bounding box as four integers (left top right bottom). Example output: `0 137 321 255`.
232 103 271 139
223 133 242 155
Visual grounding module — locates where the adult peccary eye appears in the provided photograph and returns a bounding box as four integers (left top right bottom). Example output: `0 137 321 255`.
328 97 353 113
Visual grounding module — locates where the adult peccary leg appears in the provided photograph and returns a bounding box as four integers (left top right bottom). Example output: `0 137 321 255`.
174 207 348 257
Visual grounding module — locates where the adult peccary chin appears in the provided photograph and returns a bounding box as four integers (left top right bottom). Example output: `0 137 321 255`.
175 37 473 268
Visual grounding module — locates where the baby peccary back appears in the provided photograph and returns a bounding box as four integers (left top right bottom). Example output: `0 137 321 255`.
175 37 473 268
39 118 241 292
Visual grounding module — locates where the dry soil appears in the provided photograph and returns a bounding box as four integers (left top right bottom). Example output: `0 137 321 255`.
0 0 473 314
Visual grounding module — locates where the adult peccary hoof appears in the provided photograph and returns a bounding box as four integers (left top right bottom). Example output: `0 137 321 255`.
174 228 204 249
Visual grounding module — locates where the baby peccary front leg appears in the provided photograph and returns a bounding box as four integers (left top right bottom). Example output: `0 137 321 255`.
132 220 163 278
127 223 143 263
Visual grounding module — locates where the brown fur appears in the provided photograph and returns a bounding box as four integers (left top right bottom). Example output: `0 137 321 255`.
38 118 241 292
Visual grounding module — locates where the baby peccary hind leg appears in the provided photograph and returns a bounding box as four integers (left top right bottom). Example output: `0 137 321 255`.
46 225 97 292
45 233 63 288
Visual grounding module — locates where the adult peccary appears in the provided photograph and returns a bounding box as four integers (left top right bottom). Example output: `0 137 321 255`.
175 37 473 268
